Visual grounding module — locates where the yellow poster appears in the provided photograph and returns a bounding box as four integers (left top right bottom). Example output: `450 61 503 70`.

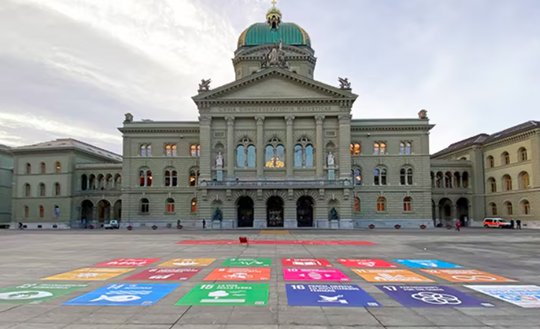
422 269 516 283
352 269 434 282
159 258 215 267
43 268 133 281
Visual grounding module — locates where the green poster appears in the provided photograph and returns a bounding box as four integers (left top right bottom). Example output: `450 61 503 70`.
0 283 88 304
221 258 272 267
176 283 269 306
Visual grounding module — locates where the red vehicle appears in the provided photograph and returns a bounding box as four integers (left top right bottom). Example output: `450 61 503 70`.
483 218 512 228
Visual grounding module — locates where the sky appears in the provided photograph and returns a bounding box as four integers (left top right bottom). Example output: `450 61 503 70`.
1 0 539 155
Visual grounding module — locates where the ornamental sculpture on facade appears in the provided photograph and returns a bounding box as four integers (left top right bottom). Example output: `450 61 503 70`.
198 78 212 92
338 77 351 89
262 42 288 69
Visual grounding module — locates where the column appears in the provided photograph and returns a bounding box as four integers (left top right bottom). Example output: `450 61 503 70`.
285 116 295 177
315 115 324 178
198 116 212 182
226 116 235 180
338 114 352 179
256 116 265 178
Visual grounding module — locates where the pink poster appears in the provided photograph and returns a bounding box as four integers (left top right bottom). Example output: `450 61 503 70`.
283 268 350 281
282 258 332 267
94 258 160 267
337 259 397 268
125 268 200 281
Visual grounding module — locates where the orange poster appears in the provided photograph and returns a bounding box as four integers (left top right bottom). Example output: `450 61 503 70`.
352 269 434 283
204 268 271 281
159 258 215 267
422 269 516 283
43 268 133 281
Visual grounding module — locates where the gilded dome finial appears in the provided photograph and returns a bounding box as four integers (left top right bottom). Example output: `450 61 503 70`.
267 0 282 29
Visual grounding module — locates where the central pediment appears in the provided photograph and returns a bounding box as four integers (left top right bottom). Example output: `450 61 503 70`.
193 68 357 105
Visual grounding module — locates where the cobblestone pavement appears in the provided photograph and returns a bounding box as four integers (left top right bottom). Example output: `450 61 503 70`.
0 228 539 328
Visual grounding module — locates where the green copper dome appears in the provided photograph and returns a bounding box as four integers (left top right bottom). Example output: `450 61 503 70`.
237 22 311 48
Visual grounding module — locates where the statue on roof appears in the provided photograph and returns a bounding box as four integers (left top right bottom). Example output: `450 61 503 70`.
123 113 133 124
338 77 351 89
198 79 211 92
262 42 288 69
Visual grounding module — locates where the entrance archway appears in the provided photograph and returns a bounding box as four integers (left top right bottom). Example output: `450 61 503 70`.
438 198 453 227
297 196 314 227
237 196 254 227
97 200 111 223
267 196 284 227
81 200 93 226
456 198 469 226
113 200 122 220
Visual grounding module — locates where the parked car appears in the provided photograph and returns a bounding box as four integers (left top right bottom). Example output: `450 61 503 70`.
483 218 512 228
104 220 120 229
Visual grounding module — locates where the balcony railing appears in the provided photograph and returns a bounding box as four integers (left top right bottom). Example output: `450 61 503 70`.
200 179 352 189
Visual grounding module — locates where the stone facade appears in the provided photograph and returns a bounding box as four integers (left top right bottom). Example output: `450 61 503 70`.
0 145 13 224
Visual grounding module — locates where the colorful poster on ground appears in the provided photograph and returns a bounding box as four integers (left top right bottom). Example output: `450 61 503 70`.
282 258 332 267
394 259 462 269
94 258 160 267
422 269 516 283
286 284 381 307
204 268 271 281
352 269 434 283
377 285 494 307
43 268 133 281
0 283 87 304
64 283 179 306
337 259 397 268
125 268 200 281
465 285 540 308
159 258 215 267
283 268 350 281
176 283 268 306
177 240 375 246
222 258 272 267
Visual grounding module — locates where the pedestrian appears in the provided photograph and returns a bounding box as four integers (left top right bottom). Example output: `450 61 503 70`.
18 222 23 230
510 219 515 229
516 219 522 230
455 219 461 231
202 218 206 229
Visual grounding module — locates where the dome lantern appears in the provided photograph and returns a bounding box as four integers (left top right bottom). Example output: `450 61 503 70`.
266 0 282 29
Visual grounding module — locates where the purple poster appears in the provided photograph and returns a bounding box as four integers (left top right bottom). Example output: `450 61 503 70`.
377 285 494 307
286 284 380 307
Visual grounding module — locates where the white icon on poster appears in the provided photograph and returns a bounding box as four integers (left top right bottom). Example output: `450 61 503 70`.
0 291 53 300
90 294 141 303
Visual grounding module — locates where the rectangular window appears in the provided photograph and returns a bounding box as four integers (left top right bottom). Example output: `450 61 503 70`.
165 144 177 157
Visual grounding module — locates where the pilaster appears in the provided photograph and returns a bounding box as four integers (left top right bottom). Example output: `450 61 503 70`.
199 116 212 182
286 116 295 177
256 116 265 178
315 115 324 178
226 116 235 180
338 114 352 180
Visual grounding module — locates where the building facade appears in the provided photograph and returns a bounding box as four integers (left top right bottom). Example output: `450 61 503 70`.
0 144 13 225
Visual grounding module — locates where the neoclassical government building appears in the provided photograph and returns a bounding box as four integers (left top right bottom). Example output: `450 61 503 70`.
1 5 539 229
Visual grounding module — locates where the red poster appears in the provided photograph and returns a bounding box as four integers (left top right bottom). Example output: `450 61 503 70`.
94 258 160 267
125 268 200 281
178 240 375 246
337 259 397 268
282 258 332 267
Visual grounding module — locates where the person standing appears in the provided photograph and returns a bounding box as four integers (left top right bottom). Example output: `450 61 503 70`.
455 219 461 232
516 219 522 230
202 218 206 229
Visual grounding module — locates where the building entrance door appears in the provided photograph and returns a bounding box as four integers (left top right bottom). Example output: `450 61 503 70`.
237 196 254 227
267 196 284 227
297 196 314 227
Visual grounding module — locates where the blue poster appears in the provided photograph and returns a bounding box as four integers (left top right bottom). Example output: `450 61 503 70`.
64 283 179 306
286 284 380 307
394 259 462 269
377 285 494 307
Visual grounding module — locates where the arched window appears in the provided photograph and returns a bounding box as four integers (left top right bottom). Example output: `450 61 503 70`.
140 144 151 157
139 168 153 187
247 145 256 167
399 141 412 155
444 172 452 188
521 200 530 215
265 137 285 168
54 182 61 196
374 167 387 186
105 174 113 189
350 143 361 155
97 174 105 190
489 202 497 216
236 145 246 167
400 167 413 185
518 147 528 162
24 206 29 218
293 137 314 168
235 137 256 168
191 198 198 213
164 168 178 187
502 174 512 191
486 156 494 168
190 144 200 157
81 174 88 191
39 205 45 218
519 171 530 189
403 196 412 212
189 168 199 186
114 174 122 187
462 172 469 188
352 167 362 185
25 163 31 174
40 162 46 174
353 197 361 212
431 172 435 187
501 151 510 165
373 141 387 155
454 172 461 188
488 177 496 193
140 198 149 213
55 161 61 173
504 201 513 215
376 196 386 212
165 144 177 157
39 183 46 197
24 183 31 197
166 198 175 213
436 172 443 188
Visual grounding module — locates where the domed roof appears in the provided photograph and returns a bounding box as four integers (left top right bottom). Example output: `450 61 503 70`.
238 22 311 48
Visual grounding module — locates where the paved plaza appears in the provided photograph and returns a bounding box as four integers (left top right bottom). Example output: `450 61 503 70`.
0 228 539 329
